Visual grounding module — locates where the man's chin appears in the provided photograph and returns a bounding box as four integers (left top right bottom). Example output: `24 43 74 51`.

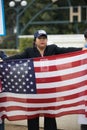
40 45 46 49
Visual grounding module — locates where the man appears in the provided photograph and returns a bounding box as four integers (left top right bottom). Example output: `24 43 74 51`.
0 51 7 60
0 51 7 130
4 29 85 130
78 29 87 130
84 29 87 46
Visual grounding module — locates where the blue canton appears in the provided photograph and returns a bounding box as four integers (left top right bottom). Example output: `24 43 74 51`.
0 59 36 94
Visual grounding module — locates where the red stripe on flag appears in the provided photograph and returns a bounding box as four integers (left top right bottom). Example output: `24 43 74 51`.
34 59 87 72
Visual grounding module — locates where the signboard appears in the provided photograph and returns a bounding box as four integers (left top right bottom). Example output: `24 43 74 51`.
0 0 6 36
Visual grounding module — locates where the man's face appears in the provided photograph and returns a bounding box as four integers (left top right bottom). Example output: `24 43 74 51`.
35 35 47 49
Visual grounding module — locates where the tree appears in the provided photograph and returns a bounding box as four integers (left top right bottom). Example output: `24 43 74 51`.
4 0 87 35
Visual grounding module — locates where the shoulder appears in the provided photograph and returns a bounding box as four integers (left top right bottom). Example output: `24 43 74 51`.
47 44 59 51
47 44 58 48
24 47 34 54
25 47 33 51
0 51 6 55
0 51 4 57
0 51 7 59
0 51 4 54
24 47 35 57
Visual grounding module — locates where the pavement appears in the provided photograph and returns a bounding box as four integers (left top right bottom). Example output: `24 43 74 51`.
5 124 43 130
5 124 63 130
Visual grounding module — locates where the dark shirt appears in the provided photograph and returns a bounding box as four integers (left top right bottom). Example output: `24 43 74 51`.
5 44 82 60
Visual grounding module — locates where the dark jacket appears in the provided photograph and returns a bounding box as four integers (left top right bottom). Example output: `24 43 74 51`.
0 51 7 60
5 44 82 60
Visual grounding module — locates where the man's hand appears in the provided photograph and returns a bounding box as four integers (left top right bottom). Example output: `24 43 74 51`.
82 47 87 50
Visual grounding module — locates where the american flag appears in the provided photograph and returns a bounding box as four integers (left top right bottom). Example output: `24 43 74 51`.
0 50 87 121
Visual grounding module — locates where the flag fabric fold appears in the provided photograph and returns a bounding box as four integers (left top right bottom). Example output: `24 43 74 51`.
0 50 87 121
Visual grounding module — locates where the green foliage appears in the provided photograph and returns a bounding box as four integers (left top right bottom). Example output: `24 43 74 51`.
1 38 34 56
0 35 34 51
0 35 16 49
19 38 33 52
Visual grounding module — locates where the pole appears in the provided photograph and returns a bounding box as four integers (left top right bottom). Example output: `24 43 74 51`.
9 0 27 49
14 7 20 49
15 11 19 49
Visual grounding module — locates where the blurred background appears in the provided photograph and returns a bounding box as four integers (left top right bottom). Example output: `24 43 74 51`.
0 0 87 52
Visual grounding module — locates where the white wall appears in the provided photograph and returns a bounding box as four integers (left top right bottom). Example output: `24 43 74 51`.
19 34 85 47
47 34 85 47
